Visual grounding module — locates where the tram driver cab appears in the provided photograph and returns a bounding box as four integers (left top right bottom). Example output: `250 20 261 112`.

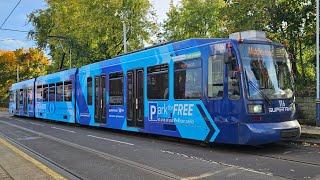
217 30 301 144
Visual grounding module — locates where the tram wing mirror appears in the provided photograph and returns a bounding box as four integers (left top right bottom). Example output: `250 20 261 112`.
231 69 241 80
224 52 236 64
231 78 239 86
288 53 295 62
224 42 236 64
224 55 235 64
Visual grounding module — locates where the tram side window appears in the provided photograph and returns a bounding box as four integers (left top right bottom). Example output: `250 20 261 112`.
147 64 169 100
9 91 14 102
227 51 240 100
15 91 18 103
49 84 55 101
10 91 16 102
87 77 92 105
208 55 224 98
43 84 48 101
174 59 202 99
64 81 72 102
109 72 124 105
56 82 63 101
37 85 42 102
19 89 23 104
28 87 33 104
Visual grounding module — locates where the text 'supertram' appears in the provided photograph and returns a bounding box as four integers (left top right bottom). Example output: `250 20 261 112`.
9 30 301 145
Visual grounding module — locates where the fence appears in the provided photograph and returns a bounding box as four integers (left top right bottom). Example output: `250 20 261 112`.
296 97 315 125
0 102 8 107
0 102 8 111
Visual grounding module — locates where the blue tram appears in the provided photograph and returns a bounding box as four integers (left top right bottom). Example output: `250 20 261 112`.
34 69 77 123
9 78 35 117
9 31 301 145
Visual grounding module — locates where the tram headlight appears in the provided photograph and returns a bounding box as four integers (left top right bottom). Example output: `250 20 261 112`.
248 104 264 114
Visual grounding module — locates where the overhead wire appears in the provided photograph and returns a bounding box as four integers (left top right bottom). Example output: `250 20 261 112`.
0 38 35 41
0 0 22 29
0 0 38 34
0 0 41 49
0 28 29 33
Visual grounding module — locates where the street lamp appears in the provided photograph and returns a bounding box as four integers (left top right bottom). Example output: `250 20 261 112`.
114 10 128 54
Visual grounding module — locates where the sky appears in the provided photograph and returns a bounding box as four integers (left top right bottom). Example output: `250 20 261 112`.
0 0 179 51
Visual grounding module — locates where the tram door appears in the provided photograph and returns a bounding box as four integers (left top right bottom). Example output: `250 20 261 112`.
94 75 107 124
15 90 19 113
23 88 28 115
127 69 144 128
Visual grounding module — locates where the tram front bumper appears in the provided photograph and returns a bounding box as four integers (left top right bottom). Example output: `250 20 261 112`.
238 120 301 145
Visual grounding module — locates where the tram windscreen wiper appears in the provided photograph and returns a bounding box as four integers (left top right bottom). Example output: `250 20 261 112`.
244 69 272 105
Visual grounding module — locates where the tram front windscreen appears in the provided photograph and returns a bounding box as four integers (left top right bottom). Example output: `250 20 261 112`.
239 43 294 100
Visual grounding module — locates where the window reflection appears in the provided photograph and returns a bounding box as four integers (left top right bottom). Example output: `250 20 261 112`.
174 59 202 99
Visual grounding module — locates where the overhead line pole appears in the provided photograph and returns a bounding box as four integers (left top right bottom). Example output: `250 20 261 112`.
16 66 19 82
316 0 320 126
69 48 72 69
123 22 127 53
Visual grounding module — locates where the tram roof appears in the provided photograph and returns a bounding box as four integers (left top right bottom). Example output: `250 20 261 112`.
36 68 77 82
10 78 36 90
79 38 230 72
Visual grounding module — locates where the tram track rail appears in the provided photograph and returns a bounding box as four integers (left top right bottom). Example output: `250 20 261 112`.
1 116 320 180
247 150 320 168
157 136 320 176
0 120 183 180
156 135 320 169
205 143 320 170
220 141 320 168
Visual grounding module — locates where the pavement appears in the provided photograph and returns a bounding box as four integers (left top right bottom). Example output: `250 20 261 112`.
301 125 320 138
0 136 62 180
298 125 320 145
0 111 65 180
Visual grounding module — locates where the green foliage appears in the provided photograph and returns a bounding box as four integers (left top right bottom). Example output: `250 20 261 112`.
28 0 157 72
163 0 226 41
163 0 316 90
27 0 317 90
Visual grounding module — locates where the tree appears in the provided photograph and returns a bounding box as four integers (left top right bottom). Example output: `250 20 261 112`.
224 0 316 88
28 0 157 72
14 48 50 80
0 50 17 101
163 0 316 89
0 48 49 102
163 0 226 41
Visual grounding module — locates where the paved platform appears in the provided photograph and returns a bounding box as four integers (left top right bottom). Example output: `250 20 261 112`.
299 125 320 145
0 137 64 180
301 125 320 138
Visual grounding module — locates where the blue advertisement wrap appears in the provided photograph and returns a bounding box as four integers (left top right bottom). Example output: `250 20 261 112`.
8 37 301 145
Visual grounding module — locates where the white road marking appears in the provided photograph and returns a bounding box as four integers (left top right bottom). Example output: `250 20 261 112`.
87 135 134 146
16 120 26 123
51 127 75 133
17 136 42 141
182 167 234 180
160 150 273 176
0 120 181 179
30 122 45 127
